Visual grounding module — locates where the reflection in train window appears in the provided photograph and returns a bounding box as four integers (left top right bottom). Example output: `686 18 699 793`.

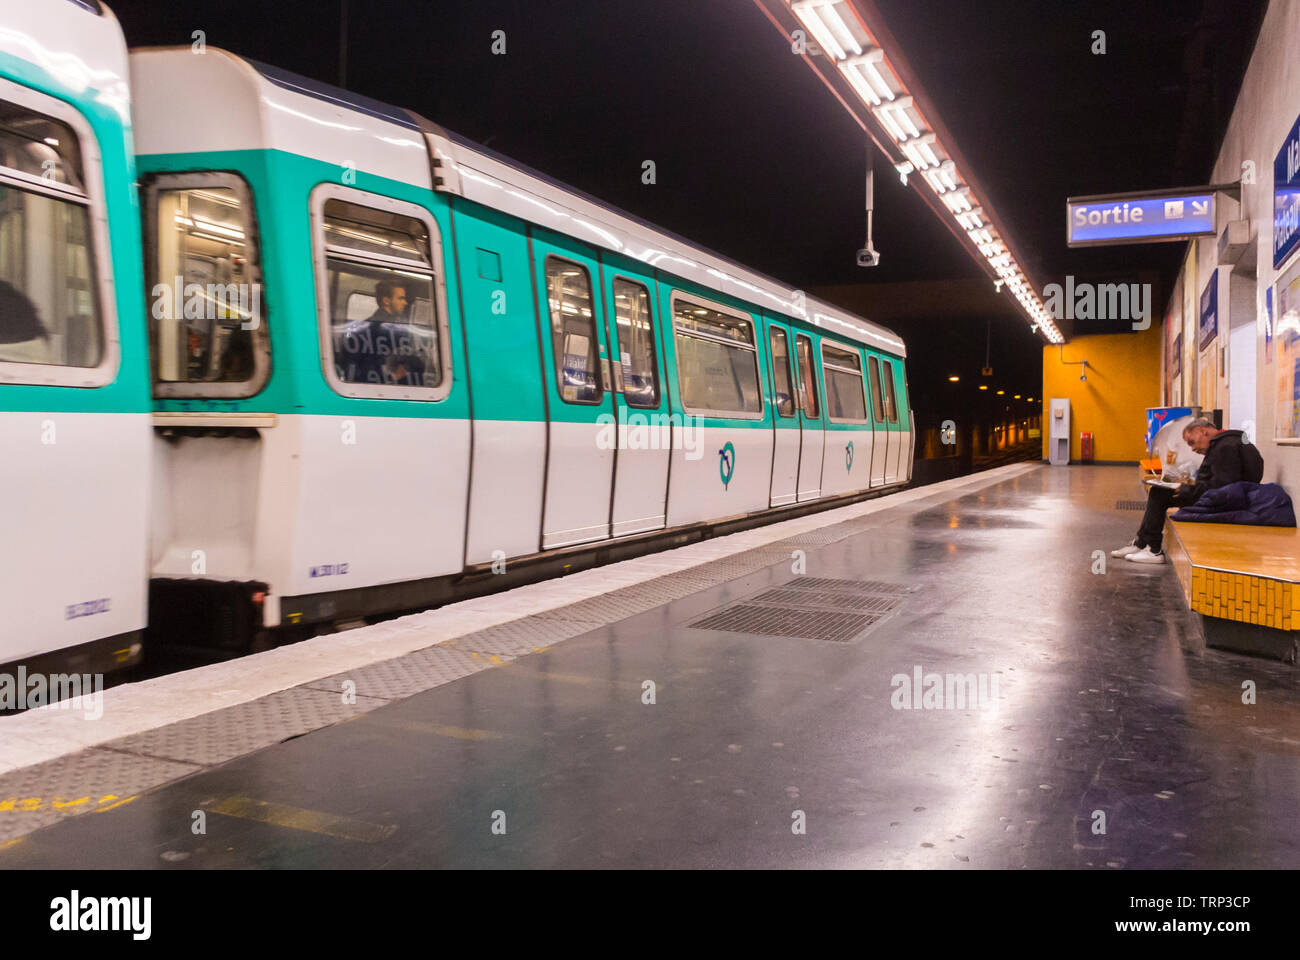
321 197 441 390
0 102 100 369
673 297 761 416
881 358 899 423
612 277 658 408
868 355 886 423
545 256 602 404
795 333 819 419
822 341 868 422
768 327 795 418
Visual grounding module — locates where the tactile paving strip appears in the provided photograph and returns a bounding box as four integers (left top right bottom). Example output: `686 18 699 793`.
103 688 389 766
0 748 200 843
451 617 603 656
304 644 501 700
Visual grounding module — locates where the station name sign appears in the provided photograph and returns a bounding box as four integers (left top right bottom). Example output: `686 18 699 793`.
1067 189 1217 247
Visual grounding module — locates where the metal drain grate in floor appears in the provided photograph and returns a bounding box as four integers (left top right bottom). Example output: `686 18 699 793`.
750 587 904 613
688 575 907 642
1115 500 1148 511
689 604 879 642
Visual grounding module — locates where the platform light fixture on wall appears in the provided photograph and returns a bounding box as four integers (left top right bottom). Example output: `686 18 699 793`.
781 0 1063 344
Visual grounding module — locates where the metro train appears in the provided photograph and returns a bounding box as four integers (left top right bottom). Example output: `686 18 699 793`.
0 0 912 678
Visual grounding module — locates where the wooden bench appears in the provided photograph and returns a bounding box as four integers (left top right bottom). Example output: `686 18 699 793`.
1164 517 1300 662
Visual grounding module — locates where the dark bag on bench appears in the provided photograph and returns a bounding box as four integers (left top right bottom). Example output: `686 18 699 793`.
1171 481 1296 527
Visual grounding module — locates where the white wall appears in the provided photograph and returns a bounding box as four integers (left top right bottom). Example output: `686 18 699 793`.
1189 0 1300 491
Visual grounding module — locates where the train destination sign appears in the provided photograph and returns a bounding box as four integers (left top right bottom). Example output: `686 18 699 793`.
1066 189 1218 247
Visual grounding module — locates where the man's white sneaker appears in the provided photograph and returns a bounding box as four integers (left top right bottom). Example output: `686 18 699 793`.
1111 542 1142 558
1126 546 1166 564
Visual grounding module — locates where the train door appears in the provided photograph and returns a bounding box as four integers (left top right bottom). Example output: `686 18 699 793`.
601 256 669 536
765 319 799 506
793 331 824 501
866 353 888 487
881 356 903 483
819 340 873 497
452 203 547 565
530 228 615 549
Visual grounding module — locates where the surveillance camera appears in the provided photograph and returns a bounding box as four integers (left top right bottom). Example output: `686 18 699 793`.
856 247 881 268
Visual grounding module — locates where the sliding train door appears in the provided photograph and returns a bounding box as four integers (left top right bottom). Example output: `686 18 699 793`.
765 318 799 506
866 353 888 487
530 228 615 549
793 331 824 501
881 356 903 484
600 253 669 537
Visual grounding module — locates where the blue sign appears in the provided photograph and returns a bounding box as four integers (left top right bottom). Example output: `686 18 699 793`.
1274 111 1300 268
1067 193 1216 246
1199 270 1218 350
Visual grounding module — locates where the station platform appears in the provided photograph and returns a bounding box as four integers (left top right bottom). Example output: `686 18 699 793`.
2 463 1297 869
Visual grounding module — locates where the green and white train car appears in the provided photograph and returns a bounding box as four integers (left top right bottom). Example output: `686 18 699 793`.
2 3 912 673
0 0 149 675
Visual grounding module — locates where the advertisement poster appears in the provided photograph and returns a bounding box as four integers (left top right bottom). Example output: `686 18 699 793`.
1199 269 1219 350
1275 257 1300 439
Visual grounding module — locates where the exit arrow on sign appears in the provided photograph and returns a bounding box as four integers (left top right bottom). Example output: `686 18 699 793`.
1192 200 1209 216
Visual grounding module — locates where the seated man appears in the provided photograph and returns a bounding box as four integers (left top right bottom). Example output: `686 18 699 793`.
1113 417 1264 564
336 279 428 387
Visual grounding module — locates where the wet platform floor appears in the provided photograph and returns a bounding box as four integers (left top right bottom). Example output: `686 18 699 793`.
4 464 1298 869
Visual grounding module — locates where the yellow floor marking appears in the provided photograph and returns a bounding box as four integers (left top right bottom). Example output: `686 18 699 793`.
0 837 24 851
208 796 397 843
93 796 137 814
1 794 138 814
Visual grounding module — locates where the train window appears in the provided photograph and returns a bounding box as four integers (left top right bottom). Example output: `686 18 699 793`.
768 327 795 418
795 334 819 419
672 295 762 417
612 277 658 409
545 257 602 404
881 359 899 423
311 184 450 401
822 342 868 422
145 173 267 395
0 101 102 371
868 355 886 423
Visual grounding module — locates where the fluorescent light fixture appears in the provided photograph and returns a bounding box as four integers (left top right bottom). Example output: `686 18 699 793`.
792 1 847 60
842 62 882 105
820 2 862 56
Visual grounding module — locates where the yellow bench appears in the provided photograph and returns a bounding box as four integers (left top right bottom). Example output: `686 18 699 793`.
1164 518 1300 661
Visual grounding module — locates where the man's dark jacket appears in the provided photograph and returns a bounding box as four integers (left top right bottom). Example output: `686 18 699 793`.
1177 429 1264 504
1171 481 1296 526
